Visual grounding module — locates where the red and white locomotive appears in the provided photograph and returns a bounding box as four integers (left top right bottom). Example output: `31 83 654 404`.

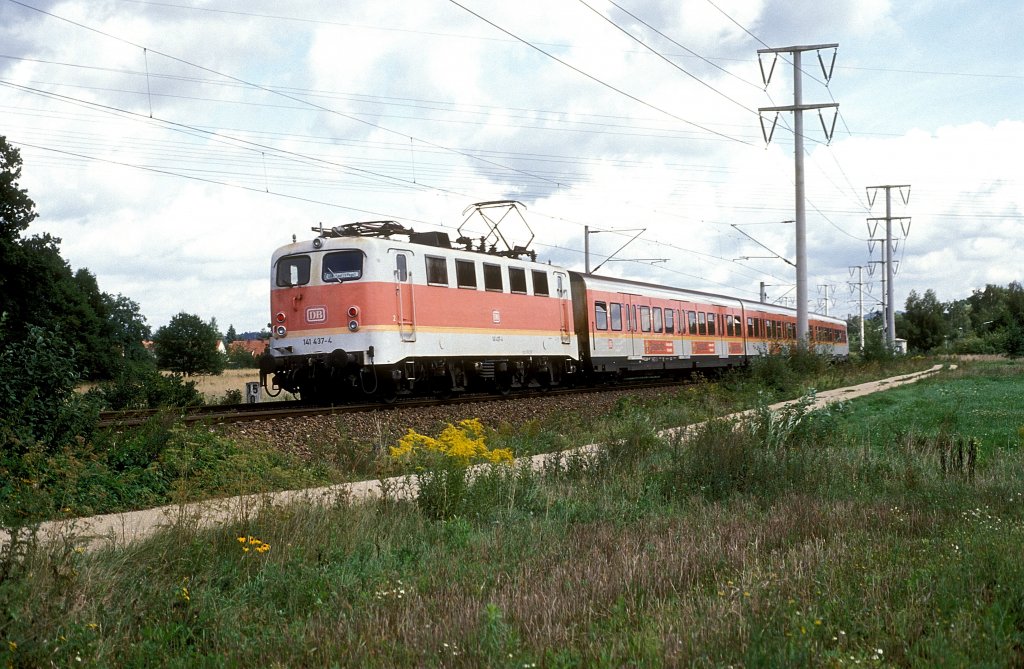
259 201 848 402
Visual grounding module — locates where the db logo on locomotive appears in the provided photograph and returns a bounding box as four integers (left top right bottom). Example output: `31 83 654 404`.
305 306 327 323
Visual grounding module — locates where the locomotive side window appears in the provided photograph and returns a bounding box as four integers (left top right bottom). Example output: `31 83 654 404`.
595 302 608 330
276 255 310 287
708 313 716 336
698 312 707 335
395 254 408 281
665 308 674 334
610 303 623 331
425 256 448 286
531 270 549 296
483 264 503 292
688 311 697 335
322 250 363 283
640 306 651 332
653 307 663 333
456 259 477 289
509 267 527 293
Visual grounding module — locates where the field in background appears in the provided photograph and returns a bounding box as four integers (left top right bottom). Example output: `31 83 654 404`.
188 369 297 403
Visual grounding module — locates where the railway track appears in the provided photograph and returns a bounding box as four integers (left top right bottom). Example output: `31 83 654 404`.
97 380 689 429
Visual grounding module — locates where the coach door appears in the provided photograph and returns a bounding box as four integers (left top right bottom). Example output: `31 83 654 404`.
625 295 642 359
390 250 416 342
555 271 572 344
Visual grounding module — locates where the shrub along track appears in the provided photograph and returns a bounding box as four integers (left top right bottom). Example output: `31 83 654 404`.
1 365 946 553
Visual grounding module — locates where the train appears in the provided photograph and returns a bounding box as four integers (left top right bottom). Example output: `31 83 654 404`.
258 201 848 403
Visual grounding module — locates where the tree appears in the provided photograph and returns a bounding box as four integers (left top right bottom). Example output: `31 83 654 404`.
152 312 226 375
225 324 237 344
900 289 947 352
0 136 37 244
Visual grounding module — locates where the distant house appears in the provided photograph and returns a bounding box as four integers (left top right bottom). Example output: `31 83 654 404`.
227 339 268 358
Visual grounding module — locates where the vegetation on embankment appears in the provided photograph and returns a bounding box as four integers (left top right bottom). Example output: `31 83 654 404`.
2 358 1024 666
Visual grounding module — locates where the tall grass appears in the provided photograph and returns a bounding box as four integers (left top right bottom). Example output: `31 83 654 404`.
3 361 1024 666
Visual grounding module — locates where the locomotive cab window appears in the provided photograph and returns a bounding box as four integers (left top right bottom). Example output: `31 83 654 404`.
483 264 503 292
276 255 310 287
509 267 527 294
610 303 623 331
322 250 364 283
395 254 408 282
456 259 477 289
425 256 448 286
531 270 549 296
594 301 608 331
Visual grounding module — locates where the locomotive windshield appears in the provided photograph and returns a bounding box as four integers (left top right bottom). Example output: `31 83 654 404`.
322 250 363 283
276 255 311 287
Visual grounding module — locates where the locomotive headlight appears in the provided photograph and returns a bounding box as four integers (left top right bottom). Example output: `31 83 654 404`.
274 325 287 338
312 237 323 249
347 305 360 318
275 311 286 324
347 320 359 332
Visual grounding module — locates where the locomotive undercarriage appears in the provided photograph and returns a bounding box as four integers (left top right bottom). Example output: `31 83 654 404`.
261 350 577 404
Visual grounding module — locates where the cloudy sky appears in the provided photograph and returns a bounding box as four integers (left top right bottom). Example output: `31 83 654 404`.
2 0 1021 333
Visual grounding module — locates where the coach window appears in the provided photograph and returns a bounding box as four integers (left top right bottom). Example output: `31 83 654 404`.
688 311 697 335
639 306 652 332
455 259 477 289
509 267 527 294
698 312 707 335
531 270 549 296
595 302 608 331
625 304 632 331
610 303 623 331
652 307 663 333
425 256 448 286
726 315 734 337
708 313 717 336
747 317 754 337
483 263 503 292
276 254 310 287
665 308 674 334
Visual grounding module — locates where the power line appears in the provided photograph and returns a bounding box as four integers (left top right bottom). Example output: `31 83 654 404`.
446 0 755 147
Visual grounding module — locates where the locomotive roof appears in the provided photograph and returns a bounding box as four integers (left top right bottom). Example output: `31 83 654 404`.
309 200 539 261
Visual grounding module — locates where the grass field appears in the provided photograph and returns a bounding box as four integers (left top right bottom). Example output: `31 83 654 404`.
4 359 1024 666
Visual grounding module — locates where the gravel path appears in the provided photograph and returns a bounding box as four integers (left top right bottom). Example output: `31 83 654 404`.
0 366 945 552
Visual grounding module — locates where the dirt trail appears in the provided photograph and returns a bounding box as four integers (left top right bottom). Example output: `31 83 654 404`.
0 365 945 553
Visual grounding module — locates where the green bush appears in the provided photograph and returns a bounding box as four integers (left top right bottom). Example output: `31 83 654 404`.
88 362 204 410
0 324 99 452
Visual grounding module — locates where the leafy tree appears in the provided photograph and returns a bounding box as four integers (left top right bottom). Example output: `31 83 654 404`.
900 289 947 352
0 136 37 243
152 312 226 375
0 135 151 380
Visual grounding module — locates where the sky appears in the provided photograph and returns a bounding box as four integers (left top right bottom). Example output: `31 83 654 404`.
1 0 1022 334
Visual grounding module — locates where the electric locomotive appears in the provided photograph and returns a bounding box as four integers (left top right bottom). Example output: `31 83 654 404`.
259 202 579 403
